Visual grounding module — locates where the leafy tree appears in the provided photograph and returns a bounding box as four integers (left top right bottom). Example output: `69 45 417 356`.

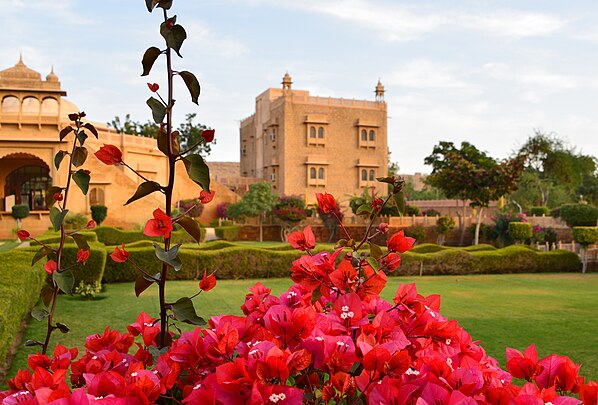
226 182 277 241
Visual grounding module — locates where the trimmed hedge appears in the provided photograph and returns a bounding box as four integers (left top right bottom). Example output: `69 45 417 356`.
410 243 496 254
0 250 46 370
530 206 550 216
508 222 533 243
555 204 598 227
572 226 598 247
214 226 240 241
36 231 99 245
93 226 205 246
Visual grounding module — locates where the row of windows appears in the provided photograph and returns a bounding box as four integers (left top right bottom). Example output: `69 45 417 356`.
309 167 325 179
307 167 377 181
360 129 376 141
1 96 59 115
361 169 377 181
309 126 325 139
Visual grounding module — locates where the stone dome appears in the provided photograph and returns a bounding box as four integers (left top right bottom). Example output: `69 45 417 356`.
46 67 59 82
0 56 42 81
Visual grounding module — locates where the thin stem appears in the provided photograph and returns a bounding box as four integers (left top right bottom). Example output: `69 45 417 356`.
354 193 392 251
172 203 199 222
332 212 352 240
177 140 203 157
123 162 161 186
129 258 160 282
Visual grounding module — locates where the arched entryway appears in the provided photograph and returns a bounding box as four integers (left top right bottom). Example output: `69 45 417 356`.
0 153 52 211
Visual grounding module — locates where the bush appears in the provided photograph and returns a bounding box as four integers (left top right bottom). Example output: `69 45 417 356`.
90 205 108 225
216 202 229 219
36 231 99 245
436 215 455 235
74 281 102 300
508 222 533 243
175 198 204 218
529 206 549 216
214 225 240 241
423 209 440 217
11 204 29 220
64 212 89 230
0 250 46 367
554 203 598 227
93 226 204 245
404 225 426 244
404 205 420 216
274 195 307 222
572 226 598 247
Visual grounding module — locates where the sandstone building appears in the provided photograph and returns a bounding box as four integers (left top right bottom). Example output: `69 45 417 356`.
240 74 388 205
0 57 238 238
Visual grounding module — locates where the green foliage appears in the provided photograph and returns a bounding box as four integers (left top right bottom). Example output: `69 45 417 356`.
404 225 426 243
410 243 496 254
90 205 108 225
227 182 278 220
405 205 420 216
508 222 533 242
214 226 241 241
0 250 46 366
436 215 456 235
572 227 598 247
529 206 550 216
273 196 308 222
349 189 399 217
36 231 98 245
423 209 441 217
74 281 102 300
64 212 89 230
554 203 598 227
11 204 30 220
92 226 204 246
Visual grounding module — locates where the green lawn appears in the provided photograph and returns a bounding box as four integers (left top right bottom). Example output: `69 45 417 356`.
0 240 20 252
6 273 598 385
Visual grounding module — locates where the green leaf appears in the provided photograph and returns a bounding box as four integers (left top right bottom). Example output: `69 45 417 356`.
153 243 182 271
54 151 67 170
72 169 90 195
356 204 372 216
45 186 63 209
84 123 98 138
32 246 54 266
311 286 322 304
76 130 88 145
369 243 383 260
157 130 180 156
160 22 187 57
124 181 163 205
40 284 55 307
53 270 75 295
376 176 395 185
179 71 200 104
141 46 162 76
366 257 379 272
50 207 68 231
25 340 44 347
146 97 166 124
31 307 50 321
59 126 73 141
177 216 202 243
182 154 210 191
172 297 206 325
55 323 70 334
72 146 88 167
70 233 90 251
135 275 155 297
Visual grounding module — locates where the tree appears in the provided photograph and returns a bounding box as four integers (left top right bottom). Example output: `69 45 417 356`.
226 182 278 242
425 141 525 245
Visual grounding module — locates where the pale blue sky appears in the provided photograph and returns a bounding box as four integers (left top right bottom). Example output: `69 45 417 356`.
1 0 597 173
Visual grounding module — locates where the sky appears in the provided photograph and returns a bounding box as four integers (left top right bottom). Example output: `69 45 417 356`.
1 0 598 174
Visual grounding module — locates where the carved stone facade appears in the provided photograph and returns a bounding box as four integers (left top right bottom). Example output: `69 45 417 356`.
240 74 389 205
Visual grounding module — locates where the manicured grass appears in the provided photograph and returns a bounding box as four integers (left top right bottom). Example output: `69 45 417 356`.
0 241 20 252
6 273 598 385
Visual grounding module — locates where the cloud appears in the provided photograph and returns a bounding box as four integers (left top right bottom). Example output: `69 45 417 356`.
184 21 248 59
387 59 479 93
483 63 579 90
0 0 92 24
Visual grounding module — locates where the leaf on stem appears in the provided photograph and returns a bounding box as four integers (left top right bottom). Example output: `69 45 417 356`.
356 204 372 216
135 275 155 297
70 233 90 251
172 297 206 325
141 46 162 76
160 21 187 57
53 270 75 295
76 130 88 145
157 130 180 156
146 0 172 12
55 323 70 334
45 186 63 209
179 71 201 104
366 257 380 272
31 307 50 321
40 284 54 307
147 97 167 124
182 154 210 191
54 151 67 170
72 146 88 167
25 340 44 347
369 243 383 260
153 242 182 271
177 216 202 243
49 207 69 232
32 246 54 266
59 126 73 141
84 123 99 138
125 181 163 205
72 169 91 195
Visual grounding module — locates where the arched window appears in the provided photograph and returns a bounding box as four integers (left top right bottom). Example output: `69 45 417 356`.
5 165 52 210
361 169 368 181
41 97 59 115
309 126 316 138
318 168 324 179
369 130 375 141
310 167 317 179
369 170 376 181
90 188 105 206
22 97 40 115
318 127 324 138
1 96 19 114
361 129 367 141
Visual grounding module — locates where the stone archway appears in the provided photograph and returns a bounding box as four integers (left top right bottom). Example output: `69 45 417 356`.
0 153 52 211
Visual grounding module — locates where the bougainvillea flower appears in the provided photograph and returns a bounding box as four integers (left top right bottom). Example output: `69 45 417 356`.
110 243 130 263
506 344 543 381
201 129 215 143
53 192 63 201
371 197 383 211
147 82 159 92
94 144 123 165
86 220 96 229
143 208 173 238
77 249 90 263
199 189 215 204
44 259 57 275
378 222 389 234
199 270 217 292
315 192 337 214
287 226 316 251
16 230 30 241
127 312 160 347
382 252 401 272
387 230 416 253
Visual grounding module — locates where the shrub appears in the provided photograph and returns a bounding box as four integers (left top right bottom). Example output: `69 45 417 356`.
436 215 455 245
0 250 46 367
508 222 533 243
64 212 89 230
93 226 204 245
529 206 549 216
423 208 440 216
36 231 99 245
572 226 598 247
405 205 420 216
554 203 598 227
90 205 108 225
216 202 229 219
404 225 426 243
74 281 102 300
492 210 527 246
214 225 240 241
175 198 204 218
11 204 29 220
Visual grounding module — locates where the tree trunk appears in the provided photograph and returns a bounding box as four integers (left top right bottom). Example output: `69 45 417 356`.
473 206 484 245
259 213 263 242
459 200 467 246
582 247 587 274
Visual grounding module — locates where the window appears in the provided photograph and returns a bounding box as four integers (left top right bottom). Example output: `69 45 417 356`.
361 129 367 141
369 169 376 181
318 127 324 139
22 97 39 115
90 188 105 206
270 129 277 142
361 169 368 181
5 165 52 210
1 96 19 114
41 97 58 115
242 147 247 156
310 167 317 179
318 168 325 179
369 130 375 141
309 126 316 138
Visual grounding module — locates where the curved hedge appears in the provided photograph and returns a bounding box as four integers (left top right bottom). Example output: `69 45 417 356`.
93 226 205 246
36 231 99 245
410 243 497 254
